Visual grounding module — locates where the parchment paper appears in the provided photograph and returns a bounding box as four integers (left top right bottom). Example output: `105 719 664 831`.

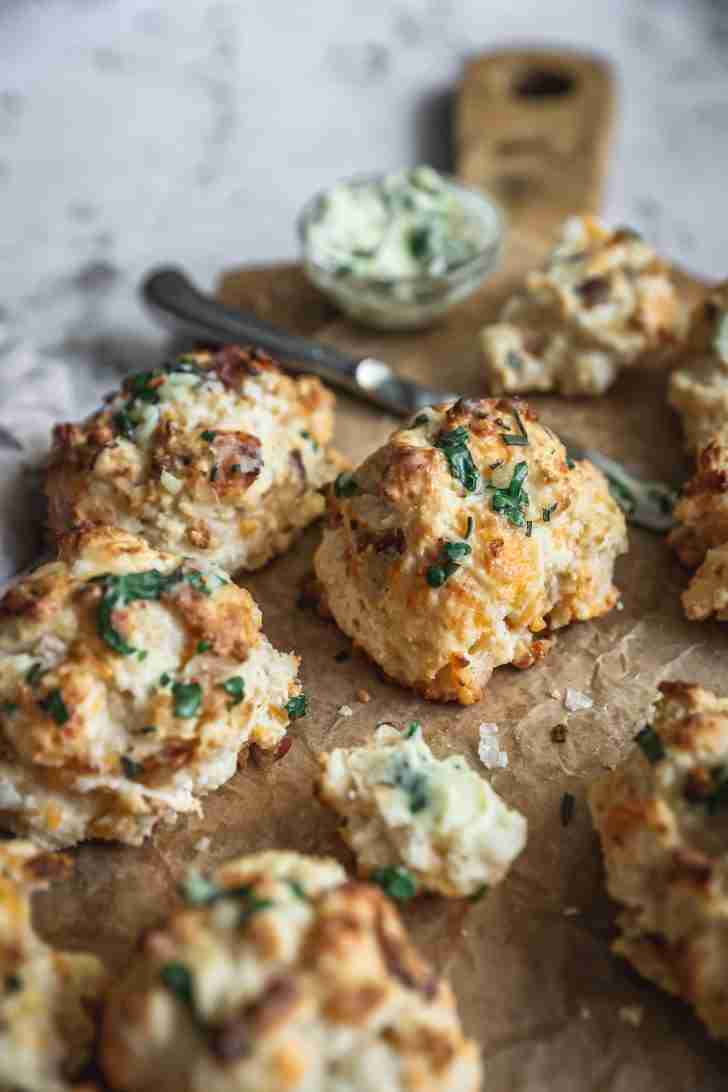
3 236 720 1089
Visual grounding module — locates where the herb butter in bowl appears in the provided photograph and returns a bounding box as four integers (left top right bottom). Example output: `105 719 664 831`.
299 165 504 330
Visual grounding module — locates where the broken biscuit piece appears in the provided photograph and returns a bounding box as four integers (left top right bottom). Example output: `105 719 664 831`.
481 216 685 396
316 722 527 898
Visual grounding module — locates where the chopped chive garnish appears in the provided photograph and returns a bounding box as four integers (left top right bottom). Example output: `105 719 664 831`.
435 427 480 493
404 721 421 739
197 640 212 654
413 414 429 427
26 663 43 687
634 725 665 764
39 689 69 726
526 520 533 537
426 539 471 587
159 672 171 687
371 866 418 902
201 430 217 442
172 681 203 719
543 503 557 522
121 755 143 779
465 515 474 538
334 472 360 498
501 406 529 447
221 676 245 707
487 461 530 530
285 693 308 720
469 884 489 902
160 962 195 1009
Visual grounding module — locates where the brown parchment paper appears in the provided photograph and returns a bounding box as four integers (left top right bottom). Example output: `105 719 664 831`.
30 241 728 1090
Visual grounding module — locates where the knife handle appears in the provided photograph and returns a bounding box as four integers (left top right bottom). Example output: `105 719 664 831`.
141 267 447 417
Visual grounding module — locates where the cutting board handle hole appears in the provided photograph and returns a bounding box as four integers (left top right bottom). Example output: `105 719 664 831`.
514 68 576 98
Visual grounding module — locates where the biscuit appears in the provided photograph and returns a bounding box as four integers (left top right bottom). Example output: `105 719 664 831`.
669 284 728 453
316 722 526 897
314 397 627 704
589 681 728 1039
100 850 482 1092
0 840 105 1091
46 346 340 573
0 526 304 847
481 216 685 396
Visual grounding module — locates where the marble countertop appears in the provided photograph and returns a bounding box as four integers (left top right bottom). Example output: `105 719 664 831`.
0 0 726 572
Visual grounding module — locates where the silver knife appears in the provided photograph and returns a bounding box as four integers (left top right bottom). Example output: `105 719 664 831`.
142 267 677 533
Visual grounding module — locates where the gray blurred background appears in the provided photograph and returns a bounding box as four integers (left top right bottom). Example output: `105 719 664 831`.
0 0 726 402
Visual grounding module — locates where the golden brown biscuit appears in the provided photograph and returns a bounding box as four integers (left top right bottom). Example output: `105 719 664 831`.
316 722 526 898
0 840 105 1091
0 526 304 848
46 346 341 573
100 850 482 1092
589 681 728 1039
668 283 728 453
314 397 627 704
481 216 685 397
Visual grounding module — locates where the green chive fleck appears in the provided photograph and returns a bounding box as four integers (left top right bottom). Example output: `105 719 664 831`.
501 406 529 447
221 676 245 707
371 866 418 902
196 640 212 654
469 884 489 902
26 663 43 687
543 503 557 522
285 693 308 720
160 961 195 1009
404 721 421 739
121 755 143 780
172 681 203 719
334 472 360 498
201 430 217 442
435 427 480 493
39 689 69 726
634 725 665 764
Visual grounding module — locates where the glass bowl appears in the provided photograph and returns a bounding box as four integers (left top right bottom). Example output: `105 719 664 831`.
297 171 505 332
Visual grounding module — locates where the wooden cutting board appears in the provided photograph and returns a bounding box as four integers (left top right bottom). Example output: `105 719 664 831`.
41 51 725 1092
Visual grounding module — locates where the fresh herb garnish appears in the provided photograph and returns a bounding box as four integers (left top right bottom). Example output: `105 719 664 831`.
465 515 474 538
566 457 576 470
300 430 319 451
488 461 530 529
383 755 429 813
221 676 245 707
334 472 360 498
435 427 480 493
26 662 43 687
172 681 203 719
501 406 529 447
197 640 212 654
39 689 69 726
121 755 143 779
160 961 195 1009
526 520 533 537
113 408 136 440
159 672 171 687
285 693 308 720
426 539 472 588
543 503 557 522
469 884 489 902
404 721 421 739
201 430 217 442
287 879 308 900
634 725 665 764
1 702 17 715
371 866 418 902
413 414 429 427
560 792 575 827
93 567 216 656
408 225 430 259
137 649 148 661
